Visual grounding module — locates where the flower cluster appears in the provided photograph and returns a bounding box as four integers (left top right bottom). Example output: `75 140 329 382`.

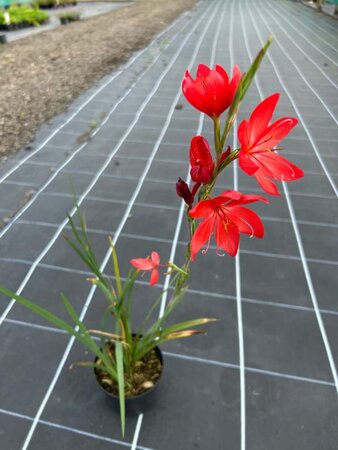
175 63 303 261
135 56 303 286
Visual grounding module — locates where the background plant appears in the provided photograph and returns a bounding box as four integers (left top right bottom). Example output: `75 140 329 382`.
0 5 48 27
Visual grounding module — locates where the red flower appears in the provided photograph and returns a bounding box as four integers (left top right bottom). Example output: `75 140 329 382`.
189 136 215 183
189 190 268 260
130 251 160 286
238 93 304 196
182 64 241 118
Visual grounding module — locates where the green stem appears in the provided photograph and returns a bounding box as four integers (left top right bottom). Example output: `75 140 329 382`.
213 116 222 161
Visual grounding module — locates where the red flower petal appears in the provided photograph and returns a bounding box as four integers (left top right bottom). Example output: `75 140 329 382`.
196 64 211 78
215 218 239 257
216 190 243 202
150 268 159 286
248 93 280 144
226 206 265 238
239 150 259 176
255 170 281 196
151 251 160 266
263 117 298 142
215 64 229 84
190 216 214 260
130 258 154 271
256 152 304 182
189 198 218 219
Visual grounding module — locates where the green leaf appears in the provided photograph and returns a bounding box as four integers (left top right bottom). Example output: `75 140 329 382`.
115 341 125 437
221 36 272 147
237 35 272 102
136 289 169 337
109 238 123 298
61 294 117 381
133 287 188 361
160 317 218 337
91 279 116 307
0 287 120 378
0 287 82 338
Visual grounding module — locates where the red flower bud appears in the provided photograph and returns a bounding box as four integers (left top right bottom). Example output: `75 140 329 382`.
189 136 214 183
176 178 194 205
182 64 241 118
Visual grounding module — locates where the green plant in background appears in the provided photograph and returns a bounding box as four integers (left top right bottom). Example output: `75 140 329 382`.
34 0 77 8
58 10 80 22
0 5 48 27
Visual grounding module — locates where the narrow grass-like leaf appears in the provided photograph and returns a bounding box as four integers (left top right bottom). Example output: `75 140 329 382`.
88 329 126 343
136 290 169 337
159 329 205 342
115 341 125 437
61 293 117 380
133 287 188 361
221 36 272 147
0 287 83 338
91 279 116 307
69 361 104 370
160 317 218 337
109 238 123 298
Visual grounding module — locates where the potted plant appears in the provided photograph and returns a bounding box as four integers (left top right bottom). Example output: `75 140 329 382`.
0 37 304 436
58 10 80 25
0 5 49 30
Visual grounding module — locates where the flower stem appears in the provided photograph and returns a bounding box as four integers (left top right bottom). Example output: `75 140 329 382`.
213 116 222 161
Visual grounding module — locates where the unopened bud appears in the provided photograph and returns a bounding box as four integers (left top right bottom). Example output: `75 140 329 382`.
219 146 231 166
176 178 194 205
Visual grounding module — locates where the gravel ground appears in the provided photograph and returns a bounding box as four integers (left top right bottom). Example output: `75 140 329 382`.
0 0 196 157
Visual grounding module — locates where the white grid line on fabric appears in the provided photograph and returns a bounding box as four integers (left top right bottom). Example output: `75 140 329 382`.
0 408 154 450
4 220 338 267
244 0 338 394
251 2 338 197
0 10 190 187
128 1 225 445
228 3 247 448
263 1 337 89
4 175 336 200
288 0 338 38
273 0 338 55
261 3 338 124
5 163 337 181
16 3 218 448
0 11 196 242
1 256 338 317
0 318 335 389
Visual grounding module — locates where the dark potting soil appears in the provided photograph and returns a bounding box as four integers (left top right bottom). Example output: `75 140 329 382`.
95 344 163 398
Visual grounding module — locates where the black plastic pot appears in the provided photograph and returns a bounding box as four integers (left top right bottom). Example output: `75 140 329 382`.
0 34 7 44
94 344 164 415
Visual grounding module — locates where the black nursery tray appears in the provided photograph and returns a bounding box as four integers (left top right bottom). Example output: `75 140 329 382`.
0 20 49 31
